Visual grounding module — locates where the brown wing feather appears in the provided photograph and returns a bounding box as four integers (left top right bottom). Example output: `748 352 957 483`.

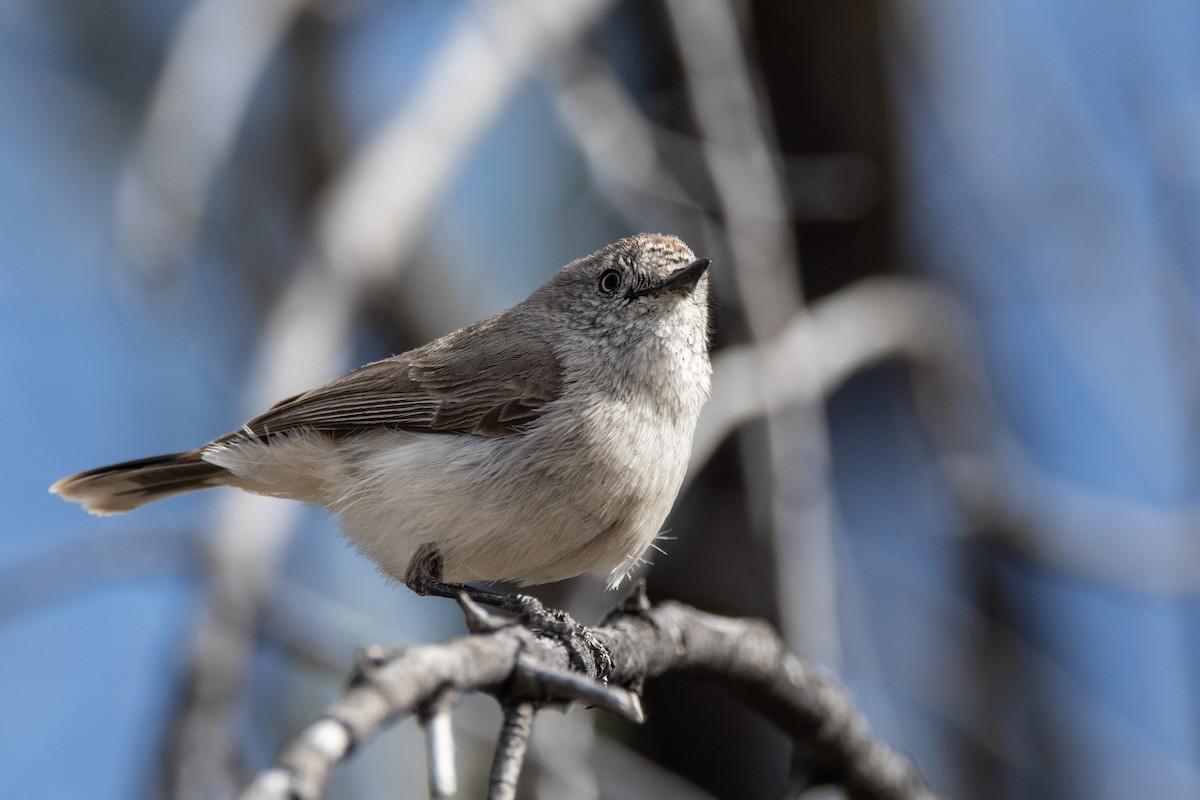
232 314 562 441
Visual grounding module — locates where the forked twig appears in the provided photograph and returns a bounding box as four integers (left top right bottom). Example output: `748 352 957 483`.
239 587 938 800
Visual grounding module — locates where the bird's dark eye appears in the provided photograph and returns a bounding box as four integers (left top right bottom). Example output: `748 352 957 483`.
598 269 622 295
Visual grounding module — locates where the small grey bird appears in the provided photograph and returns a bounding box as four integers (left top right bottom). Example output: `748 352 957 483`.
52 233 711 601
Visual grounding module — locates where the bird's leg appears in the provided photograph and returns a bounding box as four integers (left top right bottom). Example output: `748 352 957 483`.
403 544 563 628
405 545 612 678
412 578 569 633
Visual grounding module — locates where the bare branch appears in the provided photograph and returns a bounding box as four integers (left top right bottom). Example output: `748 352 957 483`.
488 701 537 800
602 602 936 800
238 598 937 800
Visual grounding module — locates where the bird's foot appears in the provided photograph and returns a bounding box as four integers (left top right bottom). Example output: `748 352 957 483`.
512 597 612 680
410 578 611 679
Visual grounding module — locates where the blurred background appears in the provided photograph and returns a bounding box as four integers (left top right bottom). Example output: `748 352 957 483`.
4 0 1200 798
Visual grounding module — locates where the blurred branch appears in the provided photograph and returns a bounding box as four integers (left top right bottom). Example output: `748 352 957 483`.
693 272 1200 596
690 276 965 476
0 525 202 622
662 0 801 335
552 50 881 227
117 0 313 280
316 0 618 283
259 576 398 673
877 548 1200 798
663 0 842 666
421 698 459 799
552 51 701 212
937 437 1200 594
240 590 937 800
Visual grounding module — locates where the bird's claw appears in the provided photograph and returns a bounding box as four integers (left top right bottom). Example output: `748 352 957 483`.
510 594 612 680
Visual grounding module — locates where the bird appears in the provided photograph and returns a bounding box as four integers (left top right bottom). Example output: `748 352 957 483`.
52 233 712 611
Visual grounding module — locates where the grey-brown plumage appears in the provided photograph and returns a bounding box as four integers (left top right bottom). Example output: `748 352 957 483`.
52 233 711 590
244 311 563 439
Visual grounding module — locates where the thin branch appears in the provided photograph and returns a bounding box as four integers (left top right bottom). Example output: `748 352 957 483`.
488 701 537 800
238 595 937 800
421 696 459 799
663 0 841 666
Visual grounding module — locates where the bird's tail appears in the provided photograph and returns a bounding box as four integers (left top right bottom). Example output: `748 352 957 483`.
50 450 230 515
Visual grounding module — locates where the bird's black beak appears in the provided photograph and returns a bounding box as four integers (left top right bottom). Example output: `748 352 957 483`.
658 258 710 296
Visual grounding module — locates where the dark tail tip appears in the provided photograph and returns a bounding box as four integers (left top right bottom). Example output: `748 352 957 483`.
51 450 228 515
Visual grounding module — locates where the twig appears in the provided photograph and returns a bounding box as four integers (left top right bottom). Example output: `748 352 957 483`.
420 694 459 799
238 595 937 800
488 701 536 800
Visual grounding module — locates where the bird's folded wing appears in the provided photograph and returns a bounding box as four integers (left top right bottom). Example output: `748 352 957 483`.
231 319 563 440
